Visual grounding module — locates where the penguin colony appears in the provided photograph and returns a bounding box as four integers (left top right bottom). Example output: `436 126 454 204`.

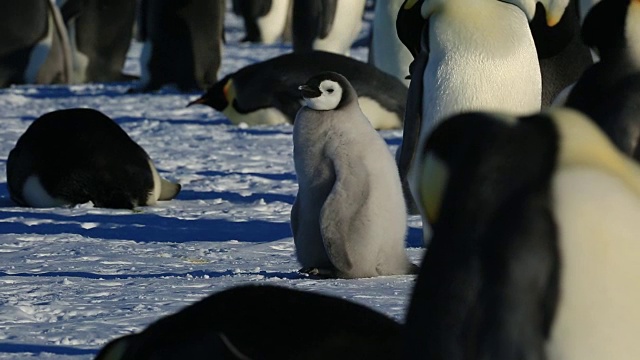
2 0 640 358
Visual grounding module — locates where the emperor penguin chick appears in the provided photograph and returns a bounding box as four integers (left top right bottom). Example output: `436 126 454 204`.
291 71 417 279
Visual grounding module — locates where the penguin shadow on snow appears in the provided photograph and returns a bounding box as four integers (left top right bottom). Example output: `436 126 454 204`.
0 198 423 247
9 83 136 99
0 343 95 357
195 170 297 182
115 116 230 128
225 127 293 136
0 268 303 282
0 186 14 207
177 189 295 205
0 209 293 243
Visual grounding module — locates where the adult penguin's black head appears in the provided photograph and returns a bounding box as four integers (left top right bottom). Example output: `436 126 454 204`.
396 0 427 59
581 0 640 60
405 110 562 359
416 111 559 229
187 75 232 111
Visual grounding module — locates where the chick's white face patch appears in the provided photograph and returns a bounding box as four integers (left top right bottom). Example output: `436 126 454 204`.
303 80 343 111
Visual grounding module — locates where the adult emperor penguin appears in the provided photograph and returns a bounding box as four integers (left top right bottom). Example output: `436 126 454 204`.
232 0 291 44
291 0 366 55
188 51 407 130
566 0 640 160
59 0 136 83
6 108 181 209
528 0 594 107
395 0 545 219
395 0 588 107
368 0 413 86
404 107 640 359
417 0 543 127
0 0 72 87
291 71 417 279
95 285 402 360
137 0 225 91
394 0 431 213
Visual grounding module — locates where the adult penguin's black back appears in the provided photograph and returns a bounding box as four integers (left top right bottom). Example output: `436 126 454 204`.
404 112 560 359
7 108 179 209
565 0 640 159
95 285 402 360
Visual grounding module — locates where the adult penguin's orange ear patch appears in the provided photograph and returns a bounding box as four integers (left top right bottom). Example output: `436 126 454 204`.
547 12 562 26
223 79 233 102
419 152 449 225
404 0 420 10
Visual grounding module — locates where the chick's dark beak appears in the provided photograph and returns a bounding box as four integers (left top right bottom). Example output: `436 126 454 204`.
299 84 321 99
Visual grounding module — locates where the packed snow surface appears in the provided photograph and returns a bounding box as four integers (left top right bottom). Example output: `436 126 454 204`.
0 5 424 359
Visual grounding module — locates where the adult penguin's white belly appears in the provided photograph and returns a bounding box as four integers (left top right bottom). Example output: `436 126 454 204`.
312 0 365 56
548 167 640 360
421 1 542 131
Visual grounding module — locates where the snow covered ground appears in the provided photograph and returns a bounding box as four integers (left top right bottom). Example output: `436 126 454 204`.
0 5 425 359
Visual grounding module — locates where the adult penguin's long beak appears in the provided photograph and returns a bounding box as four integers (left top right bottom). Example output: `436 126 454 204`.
186 96 206 107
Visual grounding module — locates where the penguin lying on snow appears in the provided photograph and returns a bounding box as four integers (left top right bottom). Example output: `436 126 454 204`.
404 107 640 359
566 0 640 160
292 71 418 278
187 51 407 130
7 108 181 209
94 285 402 360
